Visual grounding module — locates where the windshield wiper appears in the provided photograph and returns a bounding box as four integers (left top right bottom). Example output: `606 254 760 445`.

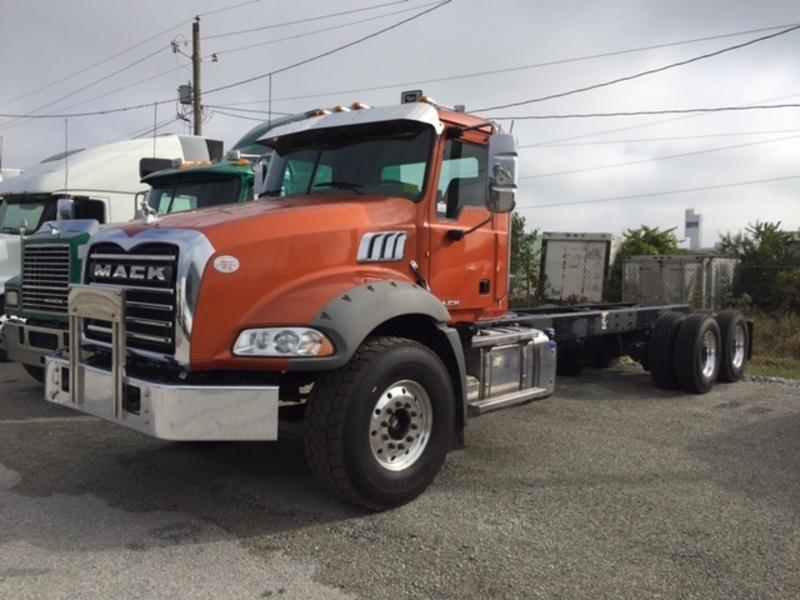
313 181 365 195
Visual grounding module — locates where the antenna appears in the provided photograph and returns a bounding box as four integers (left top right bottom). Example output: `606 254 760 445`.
153 102 158 159
267 73 273 129
64 118 69 192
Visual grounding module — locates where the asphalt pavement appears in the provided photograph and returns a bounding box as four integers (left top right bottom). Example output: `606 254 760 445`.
1 361 798 599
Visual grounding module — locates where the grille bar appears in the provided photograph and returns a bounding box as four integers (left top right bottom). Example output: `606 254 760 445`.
22 244 71 315
89 253 177 262
84 243 179 357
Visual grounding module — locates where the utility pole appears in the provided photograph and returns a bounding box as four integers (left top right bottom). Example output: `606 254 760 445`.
192 16 202 135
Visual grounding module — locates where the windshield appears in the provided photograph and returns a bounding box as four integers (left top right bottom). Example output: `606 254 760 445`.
263 121 434 201
0 199 49 234
146 176 243 215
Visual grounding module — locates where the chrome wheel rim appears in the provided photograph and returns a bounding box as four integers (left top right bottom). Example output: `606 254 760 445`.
732 324 746 369
369 380 432 471
701 330 718 379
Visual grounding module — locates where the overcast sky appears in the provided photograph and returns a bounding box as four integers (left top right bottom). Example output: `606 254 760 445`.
1 0 798 245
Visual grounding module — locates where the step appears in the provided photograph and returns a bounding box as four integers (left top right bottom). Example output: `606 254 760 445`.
467 386 550 417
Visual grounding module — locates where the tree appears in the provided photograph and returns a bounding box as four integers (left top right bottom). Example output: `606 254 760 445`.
717 221 800 312
607 225 686 301
509 213 540 307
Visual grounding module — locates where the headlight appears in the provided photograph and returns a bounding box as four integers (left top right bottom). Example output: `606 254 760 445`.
4 290 19 308
233 327 335 357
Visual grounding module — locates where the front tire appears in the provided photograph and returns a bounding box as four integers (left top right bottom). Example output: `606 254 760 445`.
304 336 455 510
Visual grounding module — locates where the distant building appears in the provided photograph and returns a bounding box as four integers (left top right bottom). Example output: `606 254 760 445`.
685 208 702 250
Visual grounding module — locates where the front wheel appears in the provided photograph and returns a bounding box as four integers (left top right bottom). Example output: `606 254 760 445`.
304 336 455 510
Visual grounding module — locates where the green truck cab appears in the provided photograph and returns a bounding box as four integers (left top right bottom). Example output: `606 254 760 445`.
1 158 255 382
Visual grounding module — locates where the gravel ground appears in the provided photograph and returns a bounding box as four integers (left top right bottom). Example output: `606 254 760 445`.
0 360 798 599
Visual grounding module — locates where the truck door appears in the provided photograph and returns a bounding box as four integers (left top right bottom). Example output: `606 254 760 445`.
427 137 499 321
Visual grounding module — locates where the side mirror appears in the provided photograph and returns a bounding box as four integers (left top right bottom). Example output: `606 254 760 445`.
56 197 74 220
486 132 518 214
134 191 147 218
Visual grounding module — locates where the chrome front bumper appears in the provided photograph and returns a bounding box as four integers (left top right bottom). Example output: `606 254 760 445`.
43 284 279 441
1 319 67 368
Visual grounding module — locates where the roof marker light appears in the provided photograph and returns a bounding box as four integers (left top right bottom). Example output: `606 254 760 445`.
332 105 351 113
350 102 370 110
419 96 438 107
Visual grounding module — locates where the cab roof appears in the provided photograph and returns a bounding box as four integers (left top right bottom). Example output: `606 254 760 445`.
256 103 496 148
142 159 253 184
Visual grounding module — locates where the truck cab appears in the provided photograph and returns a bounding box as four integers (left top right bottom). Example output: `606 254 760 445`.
2 157 254 381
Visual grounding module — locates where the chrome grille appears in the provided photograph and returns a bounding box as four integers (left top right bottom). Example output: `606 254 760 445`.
22 244 71 314
84 243 178 356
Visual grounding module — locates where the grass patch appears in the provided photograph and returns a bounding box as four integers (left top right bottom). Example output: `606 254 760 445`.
747 356 800 380
746 312 800 380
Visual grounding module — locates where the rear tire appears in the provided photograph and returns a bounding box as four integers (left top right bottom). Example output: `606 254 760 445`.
674 314 721 394
23 364 45 384
649 312 686 390
303 336 454 511
715 310 748 383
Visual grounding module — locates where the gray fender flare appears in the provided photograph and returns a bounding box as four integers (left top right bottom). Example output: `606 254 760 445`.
288 280 467 423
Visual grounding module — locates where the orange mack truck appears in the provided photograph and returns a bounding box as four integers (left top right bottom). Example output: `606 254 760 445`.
43 97 752 510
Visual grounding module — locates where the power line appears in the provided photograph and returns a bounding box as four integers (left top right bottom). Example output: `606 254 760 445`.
516 174 800 210
528 92 800 146
0 100 175 119
521 128 800 147
208 1 440 57
199 0 261 17
210 109 268 122
491 104 800 120
210 21 800 107
0 17 191 111
41 67 185 121
475 24 800 112
131 116 183 140
204 104 294 116
203 0 409 40
0 45 171 130
521 134 800 179
203 1 451 96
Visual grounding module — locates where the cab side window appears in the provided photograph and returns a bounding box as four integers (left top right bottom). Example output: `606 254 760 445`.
437 139 488 219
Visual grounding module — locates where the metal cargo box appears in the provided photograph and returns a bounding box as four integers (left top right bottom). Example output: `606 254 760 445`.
622 255 740 309
539 232 622 303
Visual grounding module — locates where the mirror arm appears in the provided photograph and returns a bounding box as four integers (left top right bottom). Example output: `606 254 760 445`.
446 215 493 242
446 121 497 140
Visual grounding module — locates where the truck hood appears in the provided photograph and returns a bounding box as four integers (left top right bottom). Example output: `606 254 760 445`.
0 233 22 295
115 195 417 249
92 195 419 368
